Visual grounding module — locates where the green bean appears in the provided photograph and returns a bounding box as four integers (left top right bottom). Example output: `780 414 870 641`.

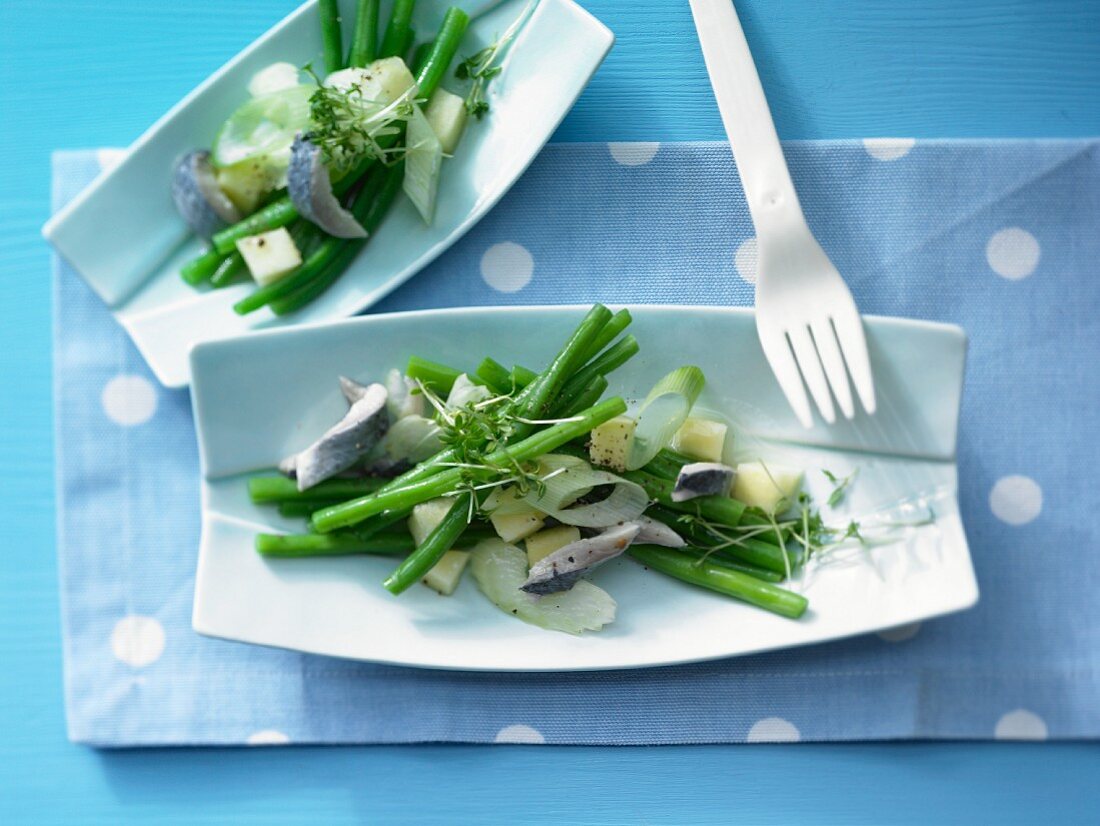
582 308 632 363
644 505 792 575
378 0 416 58
180 248 226 285
348 0 380 66
270 161 404 315
383 493 469 594
513 304 612 419
233 166 388 315
318 0 345 74
673 544 785 583
248 475 387 504
277 501 343 518
628 545 807 619
413 8 469 100
511 364 539 387
344 507 416 538
561 375 608 417
641 448 696 482
558 334 639 409
400 28 416 62
211 199 300 255
209 251 247 288
622 469 746 528
257 532 413 558
411 40 434 74
312 397 627 531
406 356 464 395
478 359 538 392
475 357 514 394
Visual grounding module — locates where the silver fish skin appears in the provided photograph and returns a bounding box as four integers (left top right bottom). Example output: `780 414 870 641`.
278 454 298 477
632 515 687 548
338 375 370 404
671 462 736 502
521 523 641 595
294 382 389 491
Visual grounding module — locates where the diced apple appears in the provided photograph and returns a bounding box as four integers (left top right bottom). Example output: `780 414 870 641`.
325 57 417 105
422 550 469 595
490 510 545 544
408 497 456 545
235 228 302 286
731 461 803 514
588 415 636 472
671 417 728 462
525 525 582 567
424 88 468 154
485 486 546 542
217 159 281 214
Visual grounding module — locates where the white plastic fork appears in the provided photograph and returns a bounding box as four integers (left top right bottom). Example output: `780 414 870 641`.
688 0 876 427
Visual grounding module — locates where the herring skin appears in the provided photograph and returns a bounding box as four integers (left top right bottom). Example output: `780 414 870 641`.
671 462 736 502
172 150 241 238
522 523 640 595
293 382 389 490
286 136 368 239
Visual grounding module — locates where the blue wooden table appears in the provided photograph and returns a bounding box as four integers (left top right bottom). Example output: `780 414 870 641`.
2 1 1098 822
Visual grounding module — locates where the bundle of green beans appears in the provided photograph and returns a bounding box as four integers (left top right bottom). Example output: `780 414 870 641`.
180 0 472 314
245 306 809 620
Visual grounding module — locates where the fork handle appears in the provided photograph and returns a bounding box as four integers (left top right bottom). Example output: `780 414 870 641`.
688 0 807 240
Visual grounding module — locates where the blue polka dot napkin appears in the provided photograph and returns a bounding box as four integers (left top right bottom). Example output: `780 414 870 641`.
53 140 1100 746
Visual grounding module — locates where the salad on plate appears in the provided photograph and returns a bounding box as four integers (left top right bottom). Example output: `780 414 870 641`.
244 304 914 634
173 0 531 315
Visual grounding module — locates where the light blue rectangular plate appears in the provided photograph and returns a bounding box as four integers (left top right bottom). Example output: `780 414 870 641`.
42 0 613 388
190 305 978 671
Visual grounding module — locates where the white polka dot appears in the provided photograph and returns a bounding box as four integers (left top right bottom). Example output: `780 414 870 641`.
878 622 921 642
734 237 758 285
494 724 545 744
863 138 916 161
989 475 1042 526
111 615 165 667
101 374 158 426
480 242 534 293
995 709 1048 740
247 729 290 746
97 148 127 172
746 717 800 743
608 141 660 166
986 228 1040 280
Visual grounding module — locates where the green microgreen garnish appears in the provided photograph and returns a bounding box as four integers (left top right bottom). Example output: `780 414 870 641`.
822 468 857 507
305 64 415 170
454 0 536 119
414 378 577 517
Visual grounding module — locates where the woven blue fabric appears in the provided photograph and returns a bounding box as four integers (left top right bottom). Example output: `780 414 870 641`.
53 140 1100 746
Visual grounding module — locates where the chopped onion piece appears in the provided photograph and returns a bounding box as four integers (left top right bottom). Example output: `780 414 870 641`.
470 539 616 634
521 454 648 528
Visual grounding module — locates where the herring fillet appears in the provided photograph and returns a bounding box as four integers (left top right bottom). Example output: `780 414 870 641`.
292 382 389 490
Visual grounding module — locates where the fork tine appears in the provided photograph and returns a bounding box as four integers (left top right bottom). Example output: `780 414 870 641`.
788 326 836 424
832 304 877 415
811 318 855 419
757 325 814 428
